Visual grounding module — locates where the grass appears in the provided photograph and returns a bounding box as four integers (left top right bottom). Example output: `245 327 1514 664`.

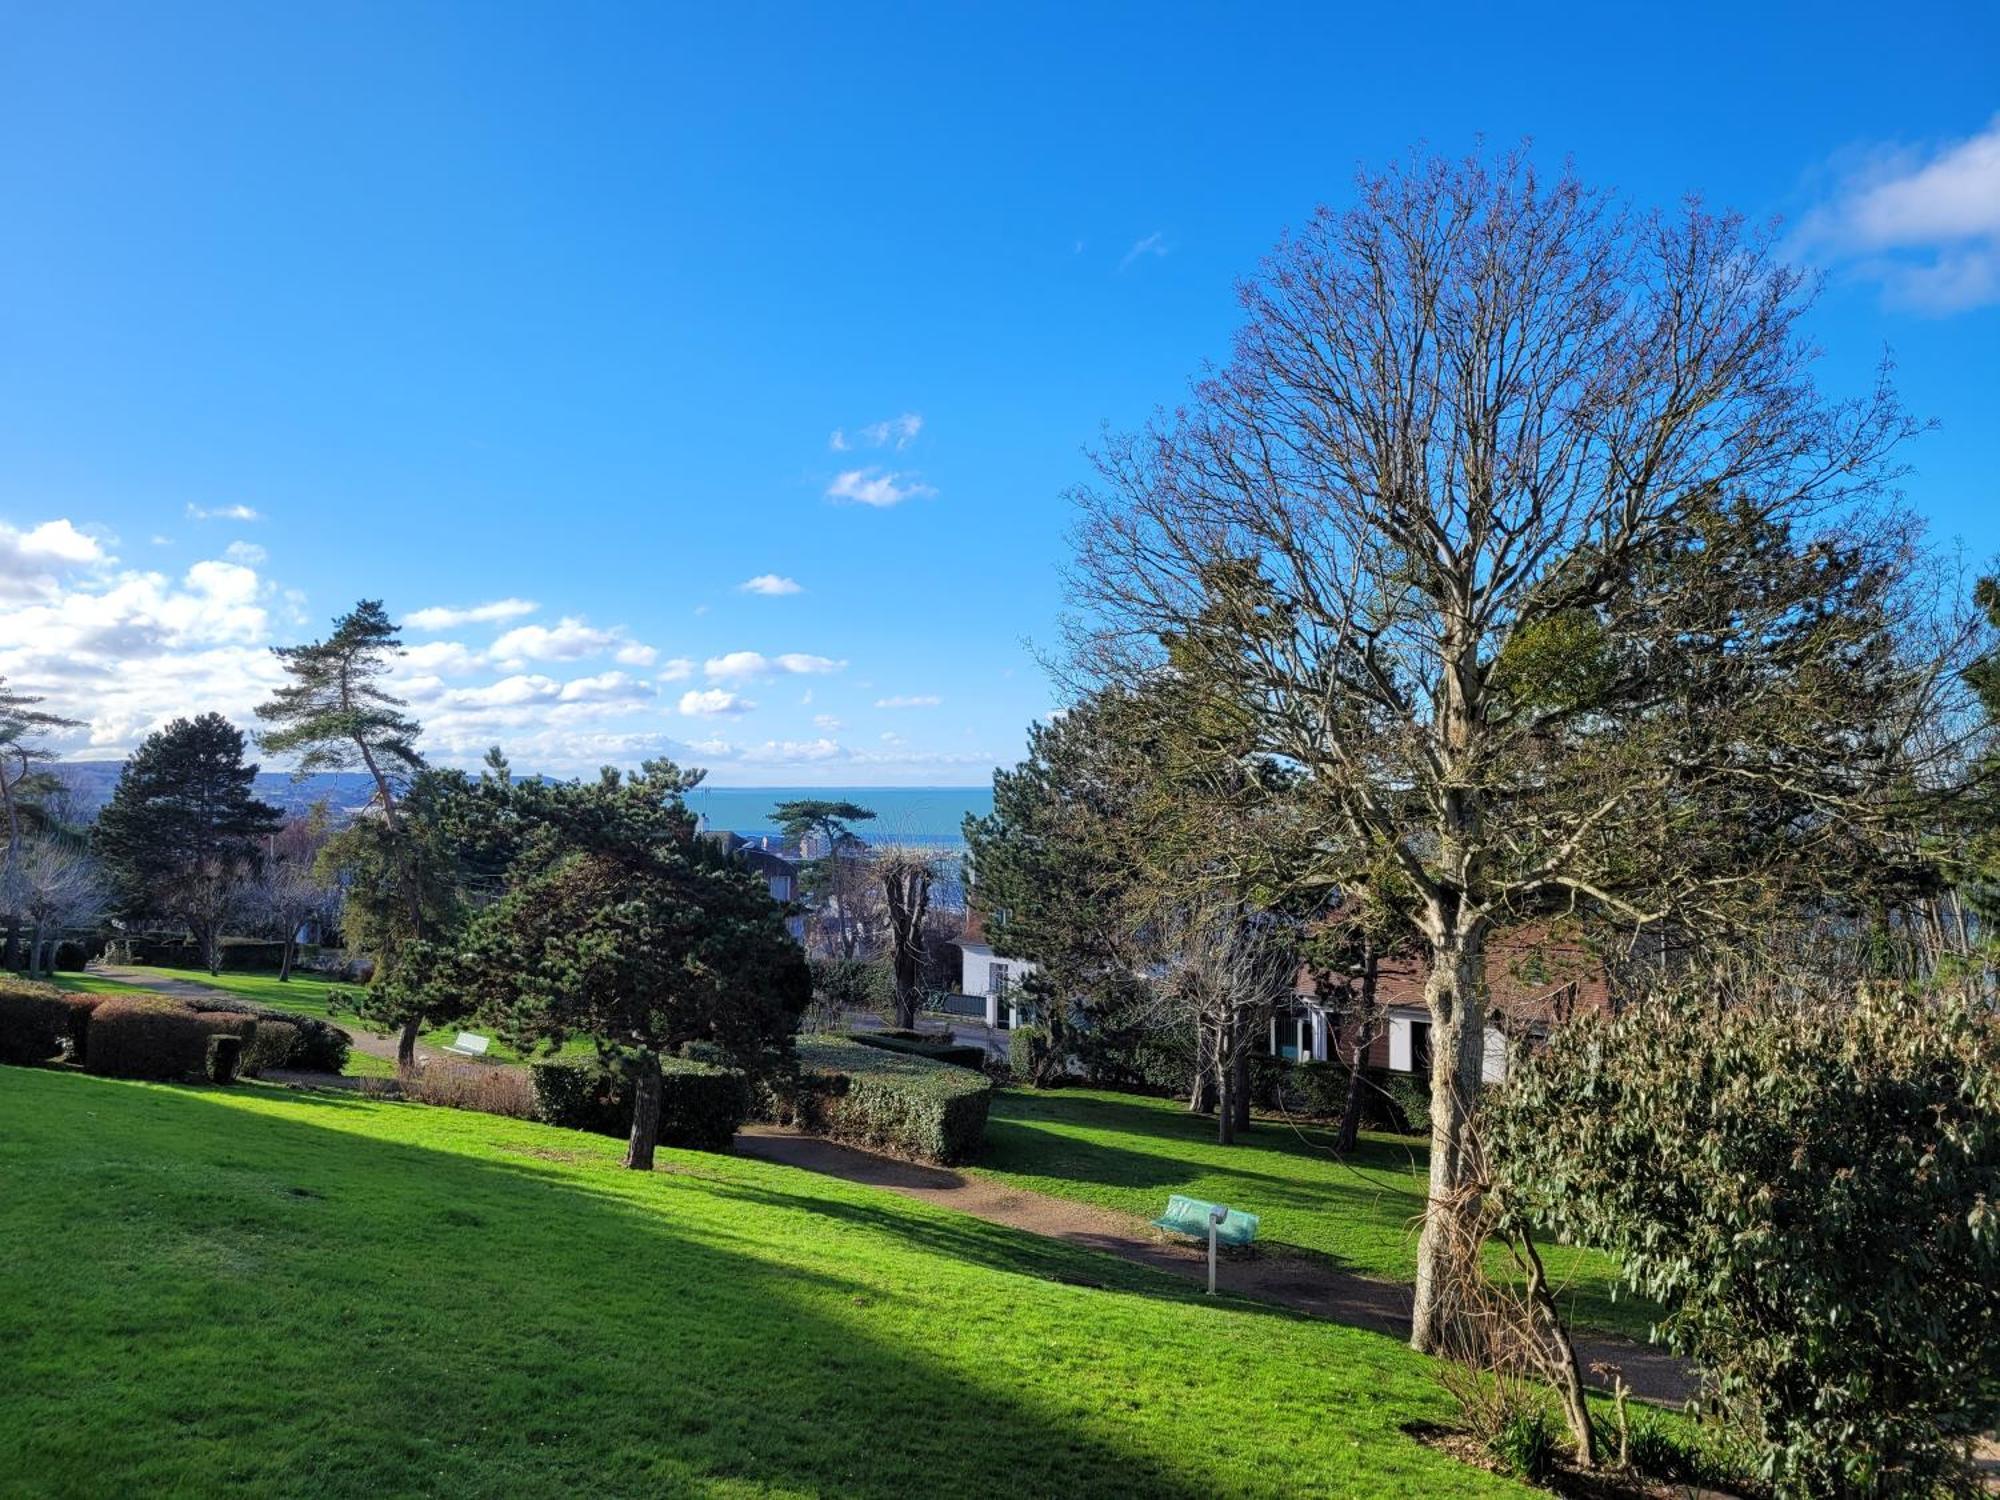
972 1086 1656 1340
0 1067 1529 1499
114 966 595 1067
46 970 155 997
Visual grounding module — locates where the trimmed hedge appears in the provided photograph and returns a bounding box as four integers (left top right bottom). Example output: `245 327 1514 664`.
529 1055 750 1151
106 937 292 972
0 978 101 1064
766 1034 993 1165
85 996 254 1080
182 997 349 1075
848 1028 988 1072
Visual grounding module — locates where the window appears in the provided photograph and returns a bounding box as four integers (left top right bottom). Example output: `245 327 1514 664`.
988 962 1010 998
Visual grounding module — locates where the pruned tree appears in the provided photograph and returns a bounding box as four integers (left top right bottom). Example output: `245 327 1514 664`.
874 843 945 1029
17 838 102 977
1151 901 1298 1144
253 803 338 980
0 678 79 968
1069 148 1937 1351
94 714 281 974
770 798 876 958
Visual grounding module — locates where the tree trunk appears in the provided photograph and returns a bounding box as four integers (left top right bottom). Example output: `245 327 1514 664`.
1519 1225 1597 1469
1189 1021 1217 1113
396 1014 423 1073
28 922 45 979
1410 924 1487 1355
1336 938 1380 1154
625 1049 663 1171
1336 1024 1371 1153
1215 1022 1237 1145
1231 1046 1251 1135
278 934 294 981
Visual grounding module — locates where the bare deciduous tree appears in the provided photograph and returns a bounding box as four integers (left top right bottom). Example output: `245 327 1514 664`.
18 839 102 978
1069 149 1934 1351
1149 902 1298 1144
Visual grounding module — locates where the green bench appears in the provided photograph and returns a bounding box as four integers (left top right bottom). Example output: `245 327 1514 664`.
1152 1194 1260 1248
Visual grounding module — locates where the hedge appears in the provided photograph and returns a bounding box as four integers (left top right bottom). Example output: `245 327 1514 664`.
0 977 101 1064
84 996 256 1080
529 1055 750 1151
765 1034 993 1165
181 997 350 1075
106 937 293 972
848 1029 988 1072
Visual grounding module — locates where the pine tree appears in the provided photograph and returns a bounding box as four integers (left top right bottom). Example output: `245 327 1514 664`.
94 714 281 974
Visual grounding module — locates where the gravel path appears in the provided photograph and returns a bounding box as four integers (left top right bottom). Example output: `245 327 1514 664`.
736 1122 1697 1406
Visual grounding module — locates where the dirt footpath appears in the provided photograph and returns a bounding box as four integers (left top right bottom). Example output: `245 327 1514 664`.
734 1123 1695 1406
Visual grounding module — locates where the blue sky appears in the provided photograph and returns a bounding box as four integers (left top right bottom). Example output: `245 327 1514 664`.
2 2 1995 784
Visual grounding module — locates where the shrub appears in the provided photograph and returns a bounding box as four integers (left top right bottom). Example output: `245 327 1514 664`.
180 996 349 1074
400 1061 539 1118
764 1034 993 1164
85 996 248 1080
50 940 90 972
530 1056 749 1150
850 1029 987 1072
1491 984 2000 1498
204 1034 244 1084
1007 1024 1068 1087
241 1018 300 1077
1487 1403 1559 1483
0 977 100 1063
1382 1074 1431 1136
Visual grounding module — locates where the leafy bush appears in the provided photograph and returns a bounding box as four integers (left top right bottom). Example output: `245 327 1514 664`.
108 936 291 972
85 996 250 1080
765 1034 993 1164
204 1034 244 1084
1382 1074 1430 1136
1491 985 2000 1498
529 1056 749 1150
808 957 892 1012
241 1018 300 1076
50 940 91 972
850 1029 987 1071
0 978 99 1064
1487 1403 1559 1483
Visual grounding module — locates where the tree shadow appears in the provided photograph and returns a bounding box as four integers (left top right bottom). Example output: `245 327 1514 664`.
2 1072 1228 1499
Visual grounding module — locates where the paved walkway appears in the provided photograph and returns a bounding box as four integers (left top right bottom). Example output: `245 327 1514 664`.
735 1123 1696 1406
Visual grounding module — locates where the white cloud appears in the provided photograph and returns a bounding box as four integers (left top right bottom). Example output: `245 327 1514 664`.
1795 115 2000 312
826 469 936 508
224 541 267 565
0 519 107 599
680 688 754 717
704 650 845 682
449 674 562 708
558 670 651 704
738 574 803 596
1119 231 1170 272
408 598 539 631
813 713 843 731
185 503 260 522
491 616 653 668
861 412 922 449
875 694 942 708
829 412 921 453
399 639 483 676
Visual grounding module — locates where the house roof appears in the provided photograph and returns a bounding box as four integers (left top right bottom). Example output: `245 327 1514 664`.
1300 926 1612 1027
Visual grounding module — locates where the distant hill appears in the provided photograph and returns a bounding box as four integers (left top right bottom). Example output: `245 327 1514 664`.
51 762 383 820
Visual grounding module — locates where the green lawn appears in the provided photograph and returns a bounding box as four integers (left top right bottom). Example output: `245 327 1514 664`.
973 1087 1655 1340
0 1068 1525 1499
46 970 155 997
116 966 594 1067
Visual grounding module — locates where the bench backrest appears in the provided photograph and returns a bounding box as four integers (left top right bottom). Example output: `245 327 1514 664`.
1158 1193 1260 1245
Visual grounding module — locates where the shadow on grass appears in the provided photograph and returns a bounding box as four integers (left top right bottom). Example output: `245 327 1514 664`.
0 1070 1221 1499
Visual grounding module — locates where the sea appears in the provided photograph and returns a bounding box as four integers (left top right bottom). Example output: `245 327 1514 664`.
683 785 993 849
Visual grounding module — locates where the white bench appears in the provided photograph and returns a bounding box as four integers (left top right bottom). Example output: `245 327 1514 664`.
442 1032 491 1059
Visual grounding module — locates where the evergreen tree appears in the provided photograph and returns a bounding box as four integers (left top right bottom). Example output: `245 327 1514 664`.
447 760 810 1169
94 714 281 973
258 600 432 1063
